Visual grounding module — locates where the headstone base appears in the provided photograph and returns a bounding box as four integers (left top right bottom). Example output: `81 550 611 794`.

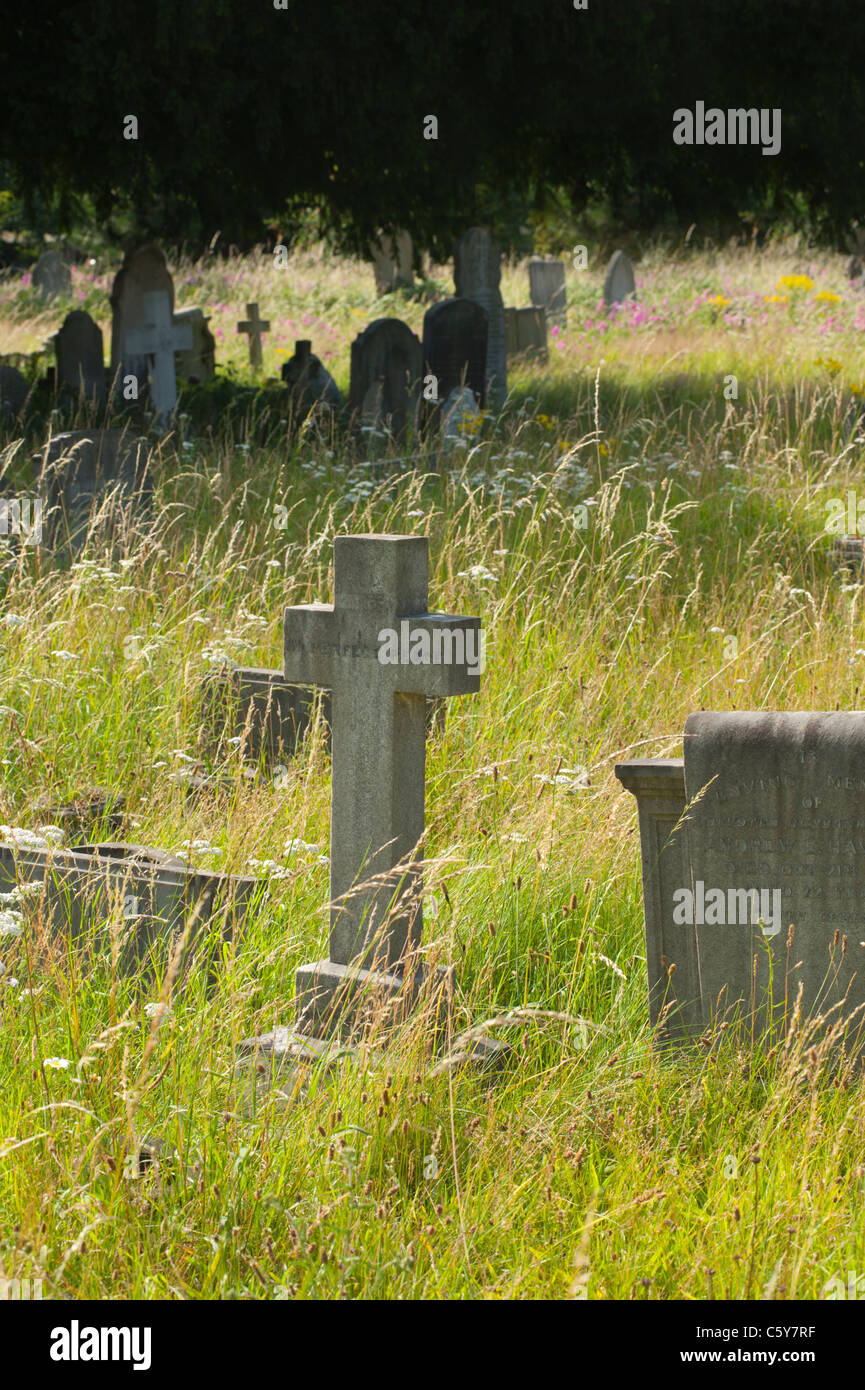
295 957 451 1041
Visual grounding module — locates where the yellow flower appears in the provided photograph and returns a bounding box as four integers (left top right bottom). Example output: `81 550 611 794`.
599 443 608 456
822 357 843 373
765 294 788 304
815 290 841 304
776 274 814 291
708 295 731 308
849 382 864 396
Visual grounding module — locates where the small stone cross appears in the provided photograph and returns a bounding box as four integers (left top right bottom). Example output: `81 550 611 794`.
284 533 482 1036
123 290 192 422
236 302 270 369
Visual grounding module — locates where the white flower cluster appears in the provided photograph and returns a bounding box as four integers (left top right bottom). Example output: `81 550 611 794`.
0 825 65 850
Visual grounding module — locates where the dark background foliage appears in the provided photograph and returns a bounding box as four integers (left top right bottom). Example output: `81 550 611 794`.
2 0 863 253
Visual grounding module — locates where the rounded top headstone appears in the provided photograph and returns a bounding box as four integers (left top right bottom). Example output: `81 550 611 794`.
603 250 637 308
33 250 71 299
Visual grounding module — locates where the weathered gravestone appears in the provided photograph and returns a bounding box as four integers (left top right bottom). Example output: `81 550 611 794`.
616 712 865 1050
529 257 567 329
454 228 507 408
35 429 153 553
0 365 29 418
173 307 216 383
110 242 175 394
370 230 414 294
53 310 106 403
238 534 499 1077
281 339 343 415
504 306 548 362
200 664 444 768
33 250 71 300
603 249 637 308
422 298 488 410
349 318 422 441
441 387 483 444
236 302 270 369
123 290 193 422
0 836 258 978
831 535 865 576
30 789 125 846
200 667 331 764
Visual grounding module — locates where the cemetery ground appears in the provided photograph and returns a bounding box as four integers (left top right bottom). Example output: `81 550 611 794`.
2 238 865 1302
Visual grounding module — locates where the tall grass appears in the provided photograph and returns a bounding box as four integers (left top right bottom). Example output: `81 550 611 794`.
0 236 864 1299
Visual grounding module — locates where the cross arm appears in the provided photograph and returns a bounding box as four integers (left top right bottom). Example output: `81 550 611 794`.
283 603 338 687
389 613 483 696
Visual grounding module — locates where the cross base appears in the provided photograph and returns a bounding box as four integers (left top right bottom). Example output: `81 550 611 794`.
236 954 510 1101
294 957 450 1042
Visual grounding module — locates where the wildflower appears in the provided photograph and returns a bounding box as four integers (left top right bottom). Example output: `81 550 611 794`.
3 614 26 629
0 825 63 850
144 1002 173 1021
777 274 814 291
764 294 788 304
815 290 841 304
457 564 497 582
707 295 731 309
0 910 23 935
43 1057 71 1069
283 838 322 856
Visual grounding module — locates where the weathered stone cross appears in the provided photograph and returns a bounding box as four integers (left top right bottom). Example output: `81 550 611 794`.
236 301 270 369
285 533 481 1042
123 290 193 422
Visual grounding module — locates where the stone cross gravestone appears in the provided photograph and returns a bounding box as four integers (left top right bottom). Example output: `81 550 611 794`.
603 250 637 308
54 310 106 403
124 290 193 421
35 429 153 553
239 534 498 1075
349 318 422 442
370 230 414 294
110 242 175 395
422 297 488 410
173 307 216 382
237 302 270 369
281 339 343 415
454 228 507 408
504 306 548 361
528 257 567 329
616 712 865 1050
33 250 71 300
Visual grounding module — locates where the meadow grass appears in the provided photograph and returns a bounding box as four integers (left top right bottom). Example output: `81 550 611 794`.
1 236 865 1299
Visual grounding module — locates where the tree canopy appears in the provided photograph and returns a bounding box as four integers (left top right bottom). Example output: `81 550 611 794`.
2 0 864 251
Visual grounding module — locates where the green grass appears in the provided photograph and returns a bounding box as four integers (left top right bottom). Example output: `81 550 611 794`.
1 234 865 1299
